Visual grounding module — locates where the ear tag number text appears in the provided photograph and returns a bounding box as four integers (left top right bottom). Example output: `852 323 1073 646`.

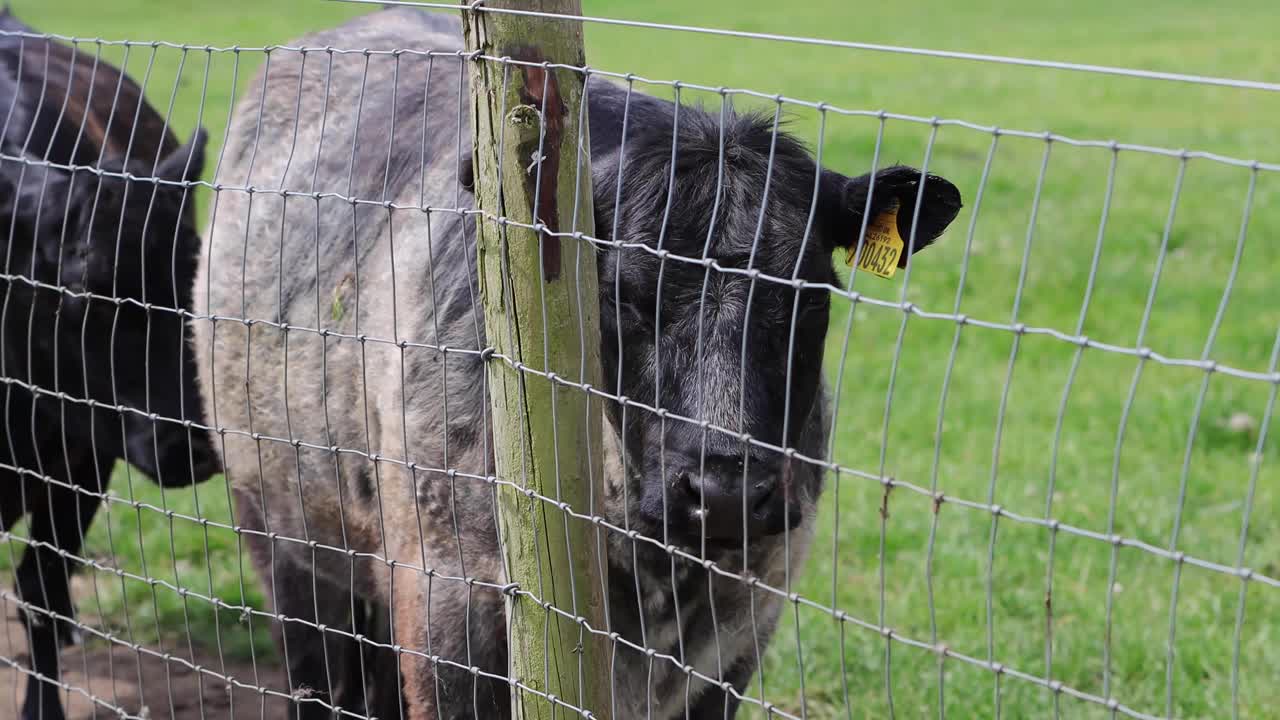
845 204 904 279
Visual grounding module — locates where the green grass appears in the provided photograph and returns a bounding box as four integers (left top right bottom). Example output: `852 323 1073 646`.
4 0 1280 718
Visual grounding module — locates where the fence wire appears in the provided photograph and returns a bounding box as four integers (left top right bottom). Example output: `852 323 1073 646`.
0 4 1277 720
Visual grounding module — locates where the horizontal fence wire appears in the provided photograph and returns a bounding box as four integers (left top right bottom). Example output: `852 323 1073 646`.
0 8 1276 720
353 0 1280 95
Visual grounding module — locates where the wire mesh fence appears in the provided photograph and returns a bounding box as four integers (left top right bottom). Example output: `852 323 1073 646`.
0 1 1277 719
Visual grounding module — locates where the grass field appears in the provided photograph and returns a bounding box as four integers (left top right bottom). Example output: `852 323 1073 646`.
3 0 1280 718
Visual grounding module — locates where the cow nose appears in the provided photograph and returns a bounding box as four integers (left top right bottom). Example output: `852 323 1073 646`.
672 455 796 541
189 438 222 481
146 430 221 487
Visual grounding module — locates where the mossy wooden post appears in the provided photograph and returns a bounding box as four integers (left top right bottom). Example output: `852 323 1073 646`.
462 2 610 718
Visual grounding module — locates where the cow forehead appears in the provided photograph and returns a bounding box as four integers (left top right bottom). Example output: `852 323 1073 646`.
613 236 831 300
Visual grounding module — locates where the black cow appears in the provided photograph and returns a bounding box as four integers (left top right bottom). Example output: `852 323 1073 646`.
0 9 218 720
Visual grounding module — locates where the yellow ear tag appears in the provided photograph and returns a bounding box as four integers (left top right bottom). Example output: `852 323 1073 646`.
845 203 904 279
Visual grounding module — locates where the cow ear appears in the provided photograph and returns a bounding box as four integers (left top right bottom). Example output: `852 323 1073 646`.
819 165 962 268
154 127 208 184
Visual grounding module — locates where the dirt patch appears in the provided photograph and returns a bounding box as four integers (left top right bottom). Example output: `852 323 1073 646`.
0 614 294 720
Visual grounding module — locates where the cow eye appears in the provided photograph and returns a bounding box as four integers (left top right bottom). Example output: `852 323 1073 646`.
615 299 654 332
795 288 829 315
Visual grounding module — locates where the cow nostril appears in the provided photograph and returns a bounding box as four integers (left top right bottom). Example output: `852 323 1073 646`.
677 471 708 506
750 483 777 515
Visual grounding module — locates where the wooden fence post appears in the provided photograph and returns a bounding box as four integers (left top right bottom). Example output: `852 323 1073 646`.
461 1 610 718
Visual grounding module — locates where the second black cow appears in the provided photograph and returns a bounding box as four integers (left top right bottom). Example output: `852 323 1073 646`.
0 9 218 720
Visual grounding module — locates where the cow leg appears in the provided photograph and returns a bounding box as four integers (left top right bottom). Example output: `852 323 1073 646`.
394 572 508 720
295 569 367 720
0 469 23 529
256 550 358 720
234 490 365 720
318 589 389 720
16 454 107 720
351 598 403 720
